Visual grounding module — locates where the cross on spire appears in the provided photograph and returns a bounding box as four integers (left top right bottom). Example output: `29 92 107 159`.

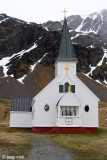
62 8 68 18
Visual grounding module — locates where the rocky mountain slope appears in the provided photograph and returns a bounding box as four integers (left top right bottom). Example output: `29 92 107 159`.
43 9 107 41
42 9 107 86
0 11 107 101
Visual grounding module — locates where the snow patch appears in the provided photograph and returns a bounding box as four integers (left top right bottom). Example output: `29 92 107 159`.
103 79 107 85
39 36 43 40
85 65 96 77
30 53 48 72
71 32 89 40
17 75 27 84
100 11 103 21
84 72 107 87
87 45 94 48
83 28 97 34
67 17 76 24
0 15 4 17
69 30 73 32
75 17 98 34
37 53 48 63
84 59 107 87
0 43 38 83
89 14 98 20
16 20 25 24
25 43 37 53
84 48 107 87
85 63 107 87
0 18 9 23
95 79 107 86
75 20 84 32
30 63 37 72
43 27 49 31
92 15 97 20
97 48 107 66
71 33 81 40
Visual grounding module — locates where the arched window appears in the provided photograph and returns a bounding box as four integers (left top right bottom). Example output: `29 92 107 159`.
65 82 70 93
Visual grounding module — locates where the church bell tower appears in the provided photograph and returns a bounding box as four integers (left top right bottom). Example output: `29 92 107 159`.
55 9 77 78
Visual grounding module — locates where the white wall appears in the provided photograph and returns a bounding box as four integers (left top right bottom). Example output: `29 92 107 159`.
10 112 32 128
55 61 77 77
32 61 99 128
75 77 99 127
32 78 62 127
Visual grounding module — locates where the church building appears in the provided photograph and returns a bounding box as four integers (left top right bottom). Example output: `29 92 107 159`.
10 15 100 134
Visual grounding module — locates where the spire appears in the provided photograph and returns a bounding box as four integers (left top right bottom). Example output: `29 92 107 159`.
57 17 77 61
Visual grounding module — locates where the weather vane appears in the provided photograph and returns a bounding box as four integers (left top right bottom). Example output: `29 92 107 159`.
62 8 68 18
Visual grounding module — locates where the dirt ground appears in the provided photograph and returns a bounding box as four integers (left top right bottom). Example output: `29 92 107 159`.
26 137 73 160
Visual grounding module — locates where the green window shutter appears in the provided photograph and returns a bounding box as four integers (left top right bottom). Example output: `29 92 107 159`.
59 85 63 93
71 85 75 93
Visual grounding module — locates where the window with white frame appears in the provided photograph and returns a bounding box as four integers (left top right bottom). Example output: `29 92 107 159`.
60 106 78 116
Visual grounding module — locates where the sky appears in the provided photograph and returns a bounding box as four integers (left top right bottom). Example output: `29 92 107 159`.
0 0 107 23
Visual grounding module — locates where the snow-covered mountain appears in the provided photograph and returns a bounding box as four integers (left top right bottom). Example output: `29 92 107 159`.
43 9 107 47
42 9 107 88
43 9 107 36
0 11 107 101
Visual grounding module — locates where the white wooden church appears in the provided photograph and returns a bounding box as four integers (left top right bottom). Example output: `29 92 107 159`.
10 16 100 134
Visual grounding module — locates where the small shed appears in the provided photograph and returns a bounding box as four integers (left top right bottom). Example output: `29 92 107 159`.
10 98 32 128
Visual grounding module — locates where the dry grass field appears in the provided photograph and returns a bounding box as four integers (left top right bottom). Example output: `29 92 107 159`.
44 129 107 160
0 99 107 160
0 99 34 160
99 102 107 129
0 99 11 128
0 128 33 160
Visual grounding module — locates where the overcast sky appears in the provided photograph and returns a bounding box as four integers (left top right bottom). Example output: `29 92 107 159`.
0 0 107 23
